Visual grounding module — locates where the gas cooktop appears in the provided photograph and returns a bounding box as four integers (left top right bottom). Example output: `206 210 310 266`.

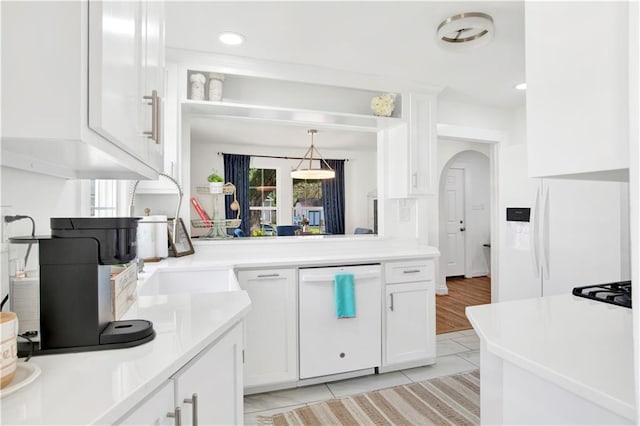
572 281 631 308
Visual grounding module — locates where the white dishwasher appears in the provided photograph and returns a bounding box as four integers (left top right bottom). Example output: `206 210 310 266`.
299 264 381 379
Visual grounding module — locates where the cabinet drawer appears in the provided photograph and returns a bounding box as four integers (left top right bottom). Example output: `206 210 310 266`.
385 260 434 284
237 268 295 282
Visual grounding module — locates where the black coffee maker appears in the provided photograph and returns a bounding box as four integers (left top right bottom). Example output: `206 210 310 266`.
18 218 154 356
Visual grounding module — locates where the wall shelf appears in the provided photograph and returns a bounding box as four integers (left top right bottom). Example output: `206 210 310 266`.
182 100 403 132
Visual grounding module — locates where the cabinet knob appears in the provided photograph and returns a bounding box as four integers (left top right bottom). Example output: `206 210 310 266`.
167 406 181 426
184 393 198 426
143 89 160 144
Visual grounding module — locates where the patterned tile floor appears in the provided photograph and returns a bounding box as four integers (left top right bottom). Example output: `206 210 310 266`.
244 329 480 424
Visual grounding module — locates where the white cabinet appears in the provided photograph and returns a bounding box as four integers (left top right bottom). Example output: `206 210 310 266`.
237 269 297 391
117 381 175 426
1 0 164 179
88 0 164 171
173 323 244 426
386 93 437 197
117 322 244 426
525 2 629 179
381 260 436 372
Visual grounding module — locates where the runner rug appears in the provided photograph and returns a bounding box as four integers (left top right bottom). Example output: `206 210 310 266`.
257 370 480 426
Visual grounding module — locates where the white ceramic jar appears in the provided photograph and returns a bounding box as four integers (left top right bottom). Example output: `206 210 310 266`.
189 73 207 100
208 73 224 101
1 312 18 389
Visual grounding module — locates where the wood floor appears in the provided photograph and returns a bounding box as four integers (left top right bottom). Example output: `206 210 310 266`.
436 276 491 334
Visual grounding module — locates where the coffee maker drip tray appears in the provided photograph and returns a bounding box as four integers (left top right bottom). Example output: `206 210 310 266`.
100 320 155 346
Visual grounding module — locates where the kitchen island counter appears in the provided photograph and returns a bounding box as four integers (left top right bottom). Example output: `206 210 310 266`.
467 294 634 424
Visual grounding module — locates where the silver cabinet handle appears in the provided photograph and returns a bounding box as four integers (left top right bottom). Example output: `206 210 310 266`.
184 393 198 426
143 89 160 144
257 273 280 278
412 172 418 188
403 269 420 274
167 406 181 426
390 293 394 311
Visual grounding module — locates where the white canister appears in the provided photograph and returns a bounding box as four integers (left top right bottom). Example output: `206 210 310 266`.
190 73 206 100
136 216 156 260
1 312 18 389
208 73 224 101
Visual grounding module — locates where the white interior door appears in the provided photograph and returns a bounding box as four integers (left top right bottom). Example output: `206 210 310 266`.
445 168 465 277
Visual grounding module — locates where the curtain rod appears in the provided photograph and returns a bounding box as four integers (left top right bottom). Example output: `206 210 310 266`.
217 152 349 162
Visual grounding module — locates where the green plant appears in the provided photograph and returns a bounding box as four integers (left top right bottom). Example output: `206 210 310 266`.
207 173 223 183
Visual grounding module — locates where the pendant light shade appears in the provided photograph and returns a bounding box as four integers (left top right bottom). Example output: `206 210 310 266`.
291 130 335 180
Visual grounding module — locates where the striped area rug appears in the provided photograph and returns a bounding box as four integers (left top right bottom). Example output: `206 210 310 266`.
257 370 480 426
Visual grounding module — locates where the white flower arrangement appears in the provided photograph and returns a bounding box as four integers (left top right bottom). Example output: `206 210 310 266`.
370 93 397 117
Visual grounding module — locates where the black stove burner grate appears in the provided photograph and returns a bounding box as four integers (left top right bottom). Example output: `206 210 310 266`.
572 281 632 308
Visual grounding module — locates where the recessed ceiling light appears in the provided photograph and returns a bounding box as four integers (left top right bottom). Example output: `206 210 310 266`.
515 83 527 91
218 31 245 46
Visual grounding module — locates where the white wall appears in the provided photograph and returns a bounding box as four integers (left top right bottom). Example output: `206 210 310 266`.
1 167 81 306
189 140 376 236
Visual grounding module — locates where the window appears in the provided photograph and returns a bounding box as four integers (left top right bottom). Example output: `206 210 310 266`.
292 178 324 230
249 168 277 231
90 180 118 217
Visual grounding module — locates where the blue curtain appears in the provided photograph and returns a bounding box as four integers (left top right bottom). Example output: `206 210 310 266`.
321 159 345 234
223 154 251 235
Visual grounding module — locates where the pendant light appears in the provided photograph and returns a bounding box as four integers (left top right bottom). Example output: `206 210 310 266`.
291 129 335 180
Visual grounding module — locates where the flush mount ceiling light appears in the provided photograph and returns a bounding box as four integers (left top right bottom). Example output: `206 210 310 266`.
515 82 527 91
218 31 245 46
437 12 494 49
291 130 335 180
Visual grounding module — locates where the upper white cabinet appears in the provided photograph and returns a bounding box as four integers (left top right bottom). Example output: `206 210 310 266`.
525 2 629 179
386 93 437 197
1 1 164 179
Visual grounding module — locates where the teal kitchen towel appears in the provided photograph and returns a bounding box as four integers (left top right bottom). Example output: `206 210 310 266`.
334 273 356 318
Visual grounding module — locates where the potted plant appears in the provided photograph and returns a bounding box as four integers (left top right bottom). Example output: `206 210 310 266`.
207 172 224 193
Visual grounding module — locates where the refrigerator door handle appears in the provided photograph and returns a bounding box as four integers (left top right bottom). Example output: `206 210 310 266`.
541 183 551 280
530 187 541 278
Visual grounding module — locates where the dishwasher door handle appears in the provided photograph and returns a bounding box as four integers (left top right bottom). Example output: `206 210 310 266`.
301 272 380 283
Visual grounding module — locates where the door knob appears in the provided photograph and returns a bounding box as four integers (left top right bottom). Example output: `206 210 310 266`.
460 227 466 232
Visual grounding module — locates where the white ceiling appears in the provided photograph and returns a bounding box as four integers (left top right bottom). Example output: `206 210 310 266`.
166 1 526 109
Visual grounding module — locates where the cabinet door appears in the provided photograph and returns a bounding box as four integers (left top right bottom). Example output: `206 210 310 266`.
525 2 628 178
140 0 165 172
407 93 437 195
384 282 435 366
174 323 244 426
237 269 297 388
117 381 174 426
88 1 147 162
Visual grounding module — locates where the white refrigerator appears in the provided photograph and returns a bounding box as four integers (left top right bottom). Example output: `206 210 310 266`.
498 144 630 302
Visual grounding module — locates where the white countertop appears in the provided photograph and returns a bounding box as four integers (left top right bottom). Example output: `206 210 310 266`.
191 237 440 268
1 267 251 425
466 294 634 420
1 238 435 425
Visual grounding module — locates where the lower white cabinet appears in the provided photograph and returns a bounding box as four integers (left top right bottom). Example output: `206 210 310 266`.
382 259 436 371
173 323 244 425
118 381 175 426
237 269 297 390
383 283 435 366
116 322 244 426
